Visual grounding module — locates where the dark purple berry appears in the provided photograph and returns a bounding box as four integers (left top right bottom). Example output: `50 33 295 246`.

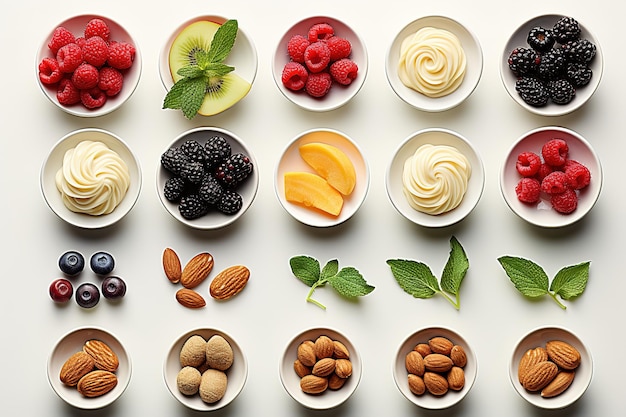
101 276 127 300
75 282 100 308
58 250 85 276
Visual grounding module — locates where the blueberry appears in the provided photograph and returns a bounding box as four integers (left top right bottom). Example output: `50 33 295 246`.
101 276 127 300
75 282 100 308
58 251 85 276
90 251 115 275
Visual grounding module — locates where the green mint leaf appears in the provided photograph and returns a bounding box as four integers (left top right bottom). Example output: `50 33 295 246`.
180 77 208 120
550 261 590 300
387 259 439 299
206 19 238 63
203 62 235 78
289 256 320 287
440 236 469 297
176 65 205 79
162 79 186 109
195 50 211 68
498 256 549 298
328 267 375 298
321 260 339 281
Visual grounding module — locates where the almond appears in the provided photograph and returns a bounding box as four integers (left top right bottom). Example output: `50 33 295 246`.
313 335 334 359
423 353 453 373
180 334 207 367
408 374 426 395
546 340 581 370
541 371 575 398
424 371 448 396
312 357 336 377
209 265 250 300
333 340 350 359
76 370 118 398
83 339 119 372
518 346 548 383
405 351 425 376
297 341 317 367
521 361 559 392
414 343 432 357
447 366 465 391
199 369 227 404
163 247 182 284
300 374 328 394
335 358 352 378
328 373 347 390
293 359 311 378
180 252 214 289
450 345 467 368
176 288 206 309
205 334 234 371
59 351 95 386
429 336 454 356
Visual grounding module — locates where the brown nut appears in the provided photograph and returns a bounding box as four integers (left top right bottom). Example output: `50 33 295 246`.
297 341 317 367
181 252 214 289
163 247 182 284
313 335 334 359
209 265 250 300
414 343 432 357
312 357 336 377
450 345 467 368
405 350 425 376
521 361 559 392
428 336 454 356
408 374 426 396
335 358 353 379
423 353 453 373
83 339 119 372
59 351 95 386
546 340 581 371
76 370 118 398
541 371 575 398
300 374 328 394
447 366 465 391
518 346 548 384
424 371 448 396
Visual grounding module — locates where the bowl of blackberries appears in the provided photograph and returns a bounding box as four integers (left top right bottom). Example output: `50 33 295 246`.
157 127 259 230
500 15 603 116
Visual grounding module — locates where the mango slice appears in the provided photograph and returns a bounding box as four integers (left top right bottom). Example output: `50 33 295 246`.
299 142 357 195
284 172 343 217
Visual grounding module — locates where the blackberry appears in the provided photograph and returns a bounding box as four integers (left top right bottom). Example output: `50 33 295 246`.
180 161 205 184
161 147 189 176
178 194 209 220
552 16 581 44
527 26 555 52
566 62 592 87
537 50 565 81
179 140 205 163
204 135 232 167
214 153 253 188
198 175 224 205
515 77 549 107
562 38 596 63
548 79 576 104
163 177 186 202
507 47 540 76
216 190 243 215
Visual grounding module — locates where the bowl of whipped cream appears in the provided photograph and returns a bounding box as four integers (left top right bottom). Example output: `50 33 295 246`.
385 16 483 112
41 128 142 229
385 128 484 227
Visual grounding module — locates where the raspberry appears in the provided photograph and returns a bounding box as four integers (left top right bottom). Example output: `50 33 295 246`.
84 18 110 42
98 67 124 96
80 87 107 109
281 62 308 91
72 63 99 90
515 152 542 177
308 23 334 43
541 138 569 167
551 188 578 214
56 43 83 73
563 160 591 190
303 42 331 73
305 72 332 98
107 41 135 70
329 58 358 85
535 163 555 182
515 177 541 204
541 171 570 194
75 37 86 48
287 34 310 63
56 78 81 105
48 26 76 54
38 58 63 85
82 36 109 67
326 36 352 61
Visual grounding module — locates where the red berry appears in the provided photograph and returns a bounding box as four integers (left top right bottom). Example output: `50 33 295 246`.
541 171 570 194
75 36 86 48
515 151 541 177
107 41 135 69
281 62 308 91
80 87 107 109
287 34 310 63
305 72 332 97
304 42 331 73
326 36 352 61
56 43 83 73
563 160 591 190
84 18 110 42
542 138 569 167
515 177 541 204
82 36 109 67
551 188 578 214
535 162 554 182
329 58 358 85
72 63 99 90
308 23 334 43
48 26 76 54
57 78 81 105
98 67 124 96
49 278 74 303
38 58 63 85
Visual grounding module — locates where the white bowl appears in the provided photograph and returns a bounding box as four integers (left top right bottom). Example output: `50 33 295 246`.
157 127 259 230
393 326 477 410
510 326 592 409
36 14 142 117
47 327 131 409
158 15 257 116
40 128 142 229
274 128 369 227
272 16 368 112
385 15 483 112
386 128 484 227
163 328 248 411
500 14 603 116
280 327 362 410
500 126 602 228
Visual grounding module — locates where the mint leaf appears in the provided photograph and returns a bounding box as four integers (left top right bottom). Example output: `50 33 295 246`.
328 267 375 298
203 62 235 78
321 260 339 281
177 65 205 79
550 262 590 300
440 236 469 297
289 256 320 287
180 77 208 119
206 19 238 63
387 259 439 299
497 256 549 298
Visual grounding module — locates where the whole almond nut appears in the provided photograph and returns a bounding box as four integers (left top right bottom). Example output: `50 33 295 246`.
521 361 559 392
414 343 432 357
181 252 214 289
199 369 227 404
293 359 311 378
541 371 575 398
313 335 335 359
177 366 202 396
176 288 206 309
335 358 352 379
423 353 453 373
408 374 426 395
312 357 336 377
333 340 350 359
429 336 454 356
205 335 234 371
546 340 581 370
518 346 548 383
300 374 328 394
447 366 465 391
163 248 182 284
83 339 119 372
76 370 118 398
450 345 467 368
424 371 449 396
59 351 95 386
405 351 425 376
297 341 317 367
180 335 208 368
328 373 347 390
209 265 250 300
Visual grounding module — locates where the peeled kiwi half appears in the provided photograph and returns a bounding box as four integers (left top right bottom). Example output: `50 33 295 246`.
168 20 251 116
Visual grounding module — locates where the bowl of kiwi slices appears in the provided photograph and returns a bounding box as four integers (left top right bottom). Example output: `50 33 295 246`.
158 16 258 119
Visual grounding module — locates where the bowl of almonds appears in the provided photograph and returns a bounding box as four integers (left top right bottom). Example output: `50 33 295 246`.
510 326 592 409
47 326 131 409
393 326 477 409
279 327 362 410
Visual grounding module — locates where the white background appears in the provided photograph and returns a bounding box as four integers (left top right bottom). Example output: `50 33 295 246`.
1 0 620 415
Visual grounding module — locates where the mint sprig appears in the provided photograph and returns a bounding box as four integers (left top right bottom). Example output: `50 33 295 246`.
163 19 238 119
386 236 469 310
289 256 375 310
497 256 589 309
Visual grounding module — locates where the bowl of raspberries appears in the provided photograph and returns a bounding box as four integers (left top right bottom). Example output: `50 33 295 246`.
36 15 141 117
500 126 602 228
157 127 259 230
272 16 368 112
501 15 603 116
